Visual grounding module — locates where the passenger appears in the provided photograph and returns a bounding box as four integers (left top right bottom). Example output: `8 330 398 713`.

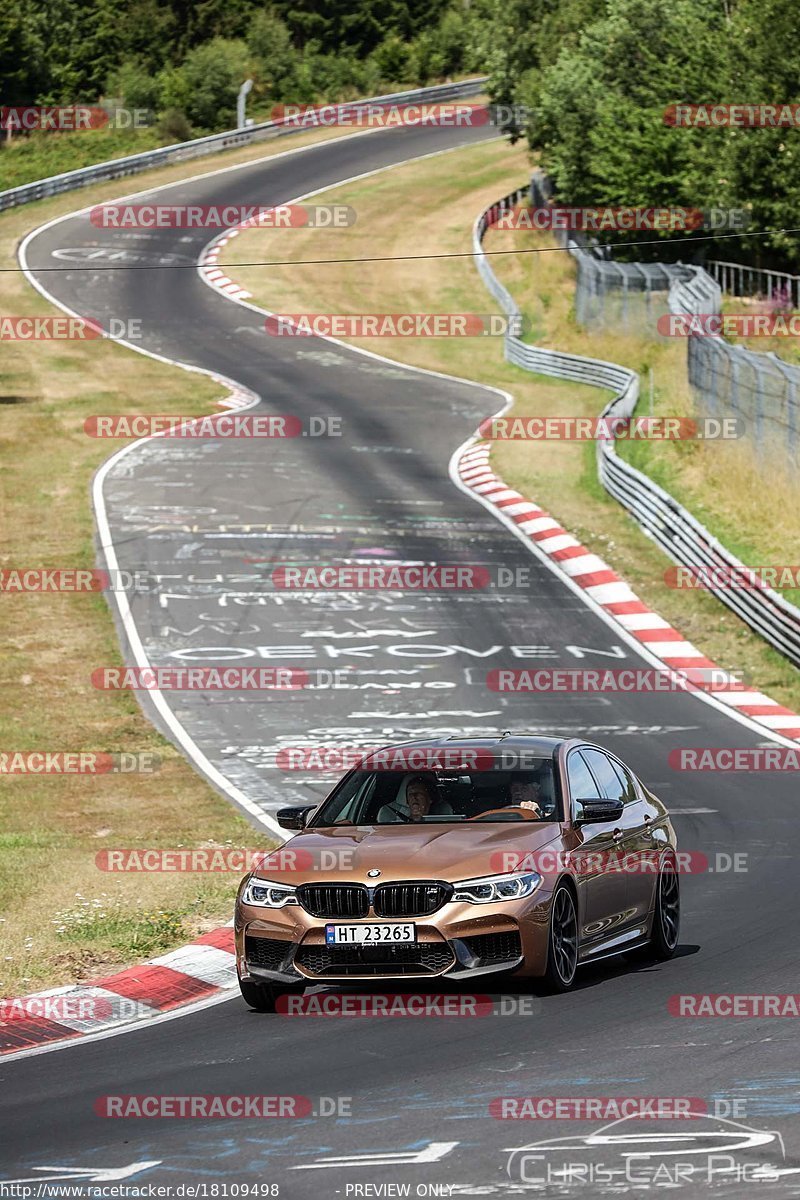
509 776 544 817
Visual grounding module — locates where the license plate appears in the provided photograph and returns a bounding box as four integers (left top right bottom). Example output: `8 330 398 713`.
325 923 416 945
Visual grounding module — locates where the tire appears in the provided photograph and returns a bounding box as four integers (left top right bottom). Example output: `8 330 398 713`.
648 860 680 960
543 884 579 992
238 977 305 1013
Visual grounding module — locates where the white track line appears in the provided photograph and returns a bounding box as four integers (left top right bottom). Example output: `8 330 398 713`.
17 124 429 837
11 130 793 1060
195 154 800 750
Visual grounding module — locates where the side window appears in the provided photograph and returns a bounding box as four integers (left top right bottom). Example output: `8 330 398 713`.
581 749 626 803
608 757 638 804
567 751 602 807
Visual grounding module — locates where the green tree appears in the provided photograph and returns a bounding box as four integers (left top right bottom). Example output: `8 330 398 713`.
106 59 161 111
725 0 800 267
372 34 415 84
247 10 299 98
467 0 600 141
273 0 449 55
175 36 252 130
532 0 732 251
0 0 46 105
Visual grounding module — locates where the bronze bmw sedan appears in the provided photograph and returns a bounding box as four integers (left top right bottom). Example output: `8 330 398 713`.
235 736 679 1009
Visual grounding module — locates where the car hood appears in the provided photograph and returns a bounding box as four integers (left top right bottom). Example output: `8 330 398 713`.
253 823 562 886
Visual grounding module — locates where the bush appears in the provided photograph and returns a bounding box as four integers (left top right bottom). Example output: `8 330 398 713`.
157 107 192 143
371 34 415 85
303 50 369 101
106 59 160 111
431 8 468 77
176 37 252 131
247 10 300 97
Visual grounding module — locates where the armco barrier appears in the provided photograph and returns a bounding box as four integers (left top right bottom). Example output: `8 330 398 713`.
529 173 800 465
0 78 487 213
474 185 800 668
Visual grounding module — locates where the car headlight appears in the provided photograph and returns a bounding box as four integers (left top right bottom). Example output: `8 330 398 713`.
241 877 298 908
451 872 542 904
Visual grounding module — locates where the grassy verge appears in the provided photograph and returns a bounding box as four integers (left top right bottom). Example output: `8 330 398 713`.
0 121 368 994
720 292 800 365
221 136 800 711
0 126 163 191
484 225 800 613
0 77 484 193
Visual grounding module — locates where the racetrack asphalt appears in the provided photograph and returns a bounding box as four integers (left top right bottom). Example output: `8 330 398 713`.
3 119 799 1196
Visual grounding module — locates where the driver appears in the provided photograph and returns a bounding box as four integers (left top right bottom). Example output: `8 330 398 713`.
377 774 440 823
406 775 435 822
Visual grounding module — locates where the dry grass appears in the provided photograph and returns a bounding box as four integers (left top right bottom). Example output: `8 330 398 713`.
222 137 800 709
485 227 800 606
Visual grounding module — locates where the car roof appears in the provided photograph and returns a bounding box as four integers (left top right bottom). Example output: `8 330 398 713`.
359 734 569 761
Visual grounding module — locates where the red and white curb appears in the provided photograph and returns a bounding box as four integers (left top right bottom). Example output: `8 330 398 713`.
216 384 256 411
457 441 800 741
0 925 237 1055
200 225 252 300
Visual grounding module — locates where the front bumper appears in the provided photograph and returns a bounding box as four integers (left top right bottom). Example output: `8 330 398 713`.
235 893 551 985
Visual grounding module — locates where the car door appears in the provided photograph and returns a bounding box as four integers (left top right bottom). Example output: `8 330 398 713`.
581 748 650 938
565 749 629 952
607 755 660 929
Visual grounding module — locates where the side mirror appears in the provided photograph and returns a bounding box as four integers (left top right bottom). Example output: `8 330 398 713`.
574 797 624 824
276 805 315 831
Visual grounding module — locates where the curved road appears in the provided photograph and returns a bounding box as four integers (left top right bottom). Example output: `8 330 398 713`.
2 121 799 1196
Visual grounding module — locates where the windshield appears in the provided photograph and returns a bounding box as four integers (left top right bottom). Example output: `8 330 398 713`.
310 761 561 826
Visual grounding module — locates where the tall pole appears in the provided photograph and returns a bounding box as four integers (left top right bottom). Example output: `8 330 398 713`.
237 79 253 129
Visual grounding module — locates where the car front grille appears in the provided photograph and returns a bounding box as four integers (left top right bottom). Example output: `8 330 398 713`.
373 882 451 917
461 931 523 966
296 881 451 919
295 942 455 977
297 884 369 919
245 935 296 971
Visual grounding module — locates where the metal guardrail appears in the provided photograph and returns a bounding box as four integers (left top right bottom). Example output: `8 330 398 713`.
528 172 691 329
668 261 800 461
0 78 488 213
528 176 800 464
707 259 800 309
474 185 800 669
